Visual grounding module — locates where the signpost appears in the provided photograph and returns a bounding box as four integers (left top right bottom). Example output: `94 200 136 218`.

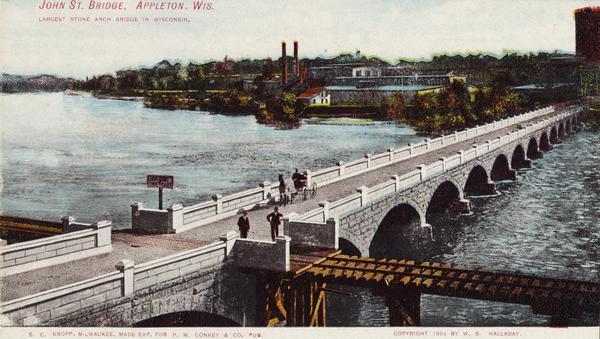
146 175 174 210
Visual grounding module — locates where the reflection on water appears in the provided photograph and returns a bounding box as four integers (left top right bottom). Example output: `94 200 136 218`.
0 93 420 229
328 126 600 326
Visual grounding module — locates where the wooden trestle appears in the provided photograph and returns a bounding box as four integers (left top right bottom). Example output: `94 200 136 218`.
254 246 337 327
252 250 600 327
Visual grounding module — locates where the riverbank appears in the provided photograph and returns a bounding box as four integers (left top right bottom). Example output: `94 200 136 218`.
91 89 261 116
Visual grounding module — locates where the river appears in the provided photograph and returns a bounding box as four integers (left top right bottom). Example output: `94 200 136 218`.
0 93 598 326
0 92 420 229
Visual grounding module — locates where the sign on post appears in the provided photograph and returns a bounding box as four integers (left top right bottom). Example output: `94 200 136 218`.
146 175 174 210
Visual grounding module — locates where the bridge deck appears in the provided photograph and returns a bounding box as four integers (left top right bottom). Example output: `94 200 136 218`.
0 107 577 301
303 254 600 316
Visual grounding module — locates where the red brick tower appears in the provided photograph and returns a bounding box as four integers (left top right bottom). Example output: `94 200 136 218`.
575 7 600 64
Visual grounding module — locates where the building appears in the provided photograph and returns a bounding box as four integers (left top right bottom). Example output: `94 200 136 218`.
512 83 580 103
575 7 600 64
298 87 330 105
325 84 446 105
352 66 382 77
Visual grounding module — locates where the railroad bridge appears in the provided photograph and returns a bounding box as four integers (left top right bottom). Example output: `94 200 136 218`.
1 102 598 327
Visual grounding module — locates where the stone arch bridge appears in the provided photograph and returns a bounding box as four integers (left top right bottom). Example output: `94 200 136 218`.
287 110 581 258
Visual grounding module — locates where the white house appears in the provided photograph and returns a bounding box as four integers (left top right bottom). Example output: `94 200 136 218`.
298 87 331 105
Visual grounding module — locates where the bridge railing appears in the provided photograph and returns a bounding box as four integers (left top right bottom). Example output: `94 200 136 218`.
292 105 584 224
0 234 234 326
132 104 561 234
0 219 112 277
305 106 555 188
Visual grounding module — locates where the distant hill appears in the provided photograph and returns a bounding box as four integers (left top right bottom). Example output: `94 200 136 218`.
0 73 76 93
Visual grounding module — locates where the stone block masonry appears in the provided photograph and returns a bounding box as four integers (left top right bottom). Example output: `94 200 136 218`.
0 219 112 277
1 234 257 327
234 236 291 272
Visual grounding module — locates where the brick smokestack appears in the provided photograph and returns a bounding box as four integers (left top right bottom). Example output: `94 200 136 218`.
281 41 288 84
293 40 299 77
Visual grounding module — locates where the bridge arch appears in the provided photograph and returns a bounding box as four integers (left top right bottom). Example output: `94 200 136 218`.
370 202 423 258
426 180 463 216
464 165 493 196
511 144 529 169
490 154 515 181
539 131 552 151
339 237 362 257
134 311 241 327
565 120 572 133
129 293 246 327
526 138 541 159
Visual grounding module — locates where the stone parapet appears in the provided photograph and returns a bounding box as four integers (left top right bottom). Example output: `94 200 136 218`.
0 219 112 277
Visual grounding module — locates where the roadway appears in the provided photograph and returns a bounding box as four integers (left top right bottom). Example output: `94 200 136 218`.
0 108 572 301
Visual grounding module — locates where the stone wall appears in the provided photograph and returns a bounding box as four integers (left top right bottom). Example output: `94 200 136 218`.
284 216 339 250
1 234 257 327
234 236 290 272
0 220 112 277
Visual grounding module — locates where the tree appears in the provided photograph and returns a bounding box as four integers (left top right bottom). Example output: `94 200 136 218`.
173 63 189 89
262 58 275 80
412 93 435 118
379 92 407 120
188 64 206 90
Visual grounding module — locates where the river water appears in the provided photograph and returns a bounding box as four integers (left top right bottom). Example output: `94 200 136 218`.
0 93 420 229
1 93 598 326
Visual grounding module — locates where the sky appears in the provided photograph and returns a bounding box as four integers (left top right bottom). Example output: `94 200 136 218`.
0 0 597 78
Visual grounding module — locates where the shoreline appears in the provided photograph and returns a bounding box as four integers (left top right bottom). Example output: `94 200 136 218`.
66 90 544 136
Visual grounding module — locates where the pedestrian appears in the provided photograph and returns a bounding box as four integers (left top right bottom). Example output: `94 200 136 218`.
266 206 283 241
278 174 288 206
237 211 250 239
292 168 301 191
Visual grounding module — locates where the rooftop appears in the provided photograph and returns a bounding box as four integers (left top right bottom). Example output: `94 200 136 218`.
298 87 325 98
325 84 444 92
512 82 576 90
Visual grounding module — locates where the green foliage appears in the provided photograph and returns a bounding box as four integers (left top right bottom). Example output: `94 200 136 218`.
377 92 407 120
256 91 302 126
410 75 524 135
282 92 297 108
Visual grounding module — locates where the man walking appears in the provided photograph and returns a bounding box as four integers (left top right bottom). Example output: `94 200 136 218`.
266 206 283 241
237 211 250 239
